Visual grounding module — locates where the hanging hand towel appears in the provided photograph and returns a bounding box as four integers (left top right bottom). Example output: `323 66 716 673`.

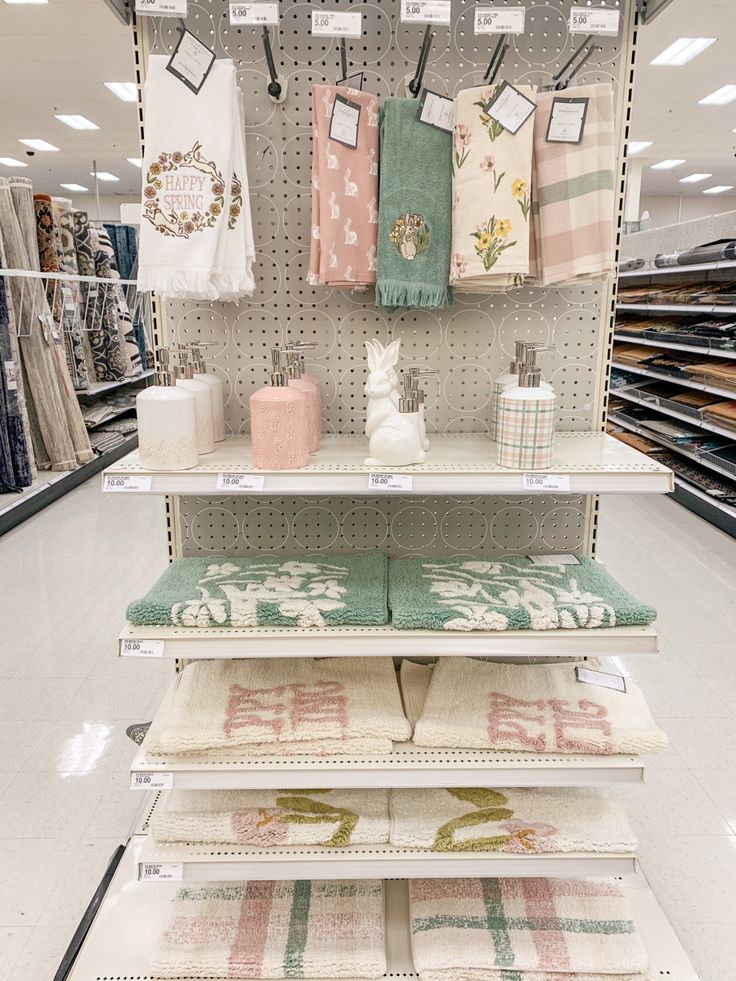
376 98 453 310
152 788 390 846
390 787 636 853
143 657 411 755
450 84 535 292
412 657 667 755
126 553 388 628
388 556 656 631
152 879 386 979
532 83 616 286
409 877 649 981
138 55 236 300
308 85 380 289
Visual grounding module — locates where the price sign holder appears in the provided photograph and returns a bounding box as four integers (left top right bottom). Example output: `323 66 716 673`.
311 9 363 38
130 771 174 790
569 6 620 36
216 472 265 491
522 473 571 492
140 862 184 881
121 638 165 658
103 474 153 493
367 472 414 492
400 0 451 24
229 2 278 25
135 0 187 15
474 7 526 35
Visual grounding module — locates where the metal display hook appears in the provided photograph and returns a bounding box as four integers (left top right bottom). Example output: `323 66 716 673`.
339 37 348 81
408 25 434 97
483 34 509 84
552 34 601 89
262 27 287 103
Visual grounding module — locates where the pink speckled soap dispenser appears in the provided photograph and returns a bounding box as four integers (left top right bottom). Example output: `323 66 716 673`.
249 349 310 470
285 349 320 453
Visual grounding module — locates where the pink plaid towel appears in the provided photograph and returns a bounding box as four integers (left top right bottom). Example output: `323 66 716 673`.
409 877 650 981
308 85 379 288
531 84 616 286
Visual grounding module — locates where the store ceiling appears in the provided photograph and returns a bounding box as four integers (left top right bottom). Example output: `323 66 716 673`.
0 0 733 200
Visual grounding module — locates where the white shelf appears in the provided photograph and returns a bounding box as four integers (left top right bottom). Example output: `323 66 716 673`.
102 433 674 495
65 839 699 981
612 387 736 441
674 476 736 518
119 620 659 659
611 360 736 400
130 684 645 789
76 368 153 398
619 258 736 278
613 332 736 360
616 301 736 315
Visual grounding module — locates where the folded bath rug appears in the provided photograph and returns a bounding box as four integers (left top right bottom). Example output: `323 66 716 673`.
152 788 390 847
451 83 536 292
409 877 649 981
413 658 667 755
309 85 379 288
376 98 453 310
144 657 411 756
390 787 636 853
399 660 433 732
388 556 656 631
151 879 386 978
127 553 388 628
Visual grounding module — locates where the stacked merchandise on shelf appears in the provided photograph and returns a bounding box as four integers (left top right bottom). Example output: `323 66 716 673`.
618 281 736 307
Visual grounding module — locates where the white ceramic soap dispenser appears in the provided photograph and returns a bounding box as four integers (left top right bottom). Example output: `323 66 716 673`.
191 342 226 443
136 348 199 471
173 348 215 455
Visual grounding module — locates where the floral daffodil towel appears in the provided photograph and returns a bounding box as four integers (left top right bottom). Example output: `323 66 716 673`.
388 555 656 632
143 657 411 755
450 83 536 292
153 788 390 847
126 553 388 628
390 787 637 853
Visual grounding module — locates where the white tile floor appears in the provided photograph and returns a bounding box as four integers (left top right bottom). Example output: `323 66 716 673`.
1 482 735 980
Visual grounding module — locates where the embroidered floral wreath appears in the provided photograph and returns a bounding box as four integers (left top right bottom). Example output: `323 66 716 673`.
228 172 243 231
143 141 225 238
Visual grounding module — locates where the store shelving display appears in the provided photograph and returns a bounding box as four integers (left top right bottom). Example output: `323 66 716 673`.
613 333 736 359
56 2 702 980
63 841 698 981
611 360 736 399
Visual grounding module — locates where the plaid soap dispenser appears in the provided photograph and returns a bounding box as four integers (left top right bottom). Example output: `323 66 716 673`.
497 347 556 470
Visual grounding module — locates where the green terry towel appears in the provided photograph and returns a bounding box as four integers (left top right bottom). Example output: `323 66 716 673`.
376 98 453 310
388 556 656 631
127 553 388 628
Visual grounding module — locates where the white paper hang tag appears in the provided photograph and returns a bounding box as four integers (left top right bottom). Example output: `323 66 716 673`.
229 1 278 25
576 666 627 693
474 7 526 35
569 6 620 36
216 472 265 491
522 473 570 492
400 0 451 24
311 9 362 37
546 97 589 144
141 863 184 881
527 554 581 566
136 0 187 15
485 82 537 135
329 94 361 148
121 638 165 658
417 89 455 132
3 361 18 392
368 472 414 491
103 474 153 492
166 29 216 94
130 771 174 790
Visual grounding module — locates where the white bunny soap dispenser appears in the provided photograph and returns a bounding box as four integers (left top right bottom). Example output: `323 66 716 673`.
364 337 426 466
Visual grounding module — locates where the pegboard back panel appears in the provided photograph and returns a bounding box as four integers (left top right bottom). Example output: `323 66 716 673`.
177 495 587 557
136 0 636 558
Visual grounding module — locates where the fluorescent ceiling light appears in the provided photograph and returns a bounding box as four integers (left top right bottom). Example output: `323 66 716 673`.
650 159 685 169
627 141 653 155
651 37 716 66
127 157 142 168
55 114 99 131
0 156 28 167
680 173 712 184
60 183 88 192
105 82 137 102
703 185 734 194
699 84 736 105
90 171 119 182
19 138 59 151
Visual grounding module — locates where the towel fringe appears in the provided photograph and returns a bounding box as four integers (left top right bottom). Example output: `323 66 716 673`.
376 279 453 312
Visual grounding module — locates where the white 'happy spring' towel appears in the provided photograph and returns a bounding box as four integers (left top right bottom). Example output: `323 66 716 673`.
144 657 412 756
138 56 242 300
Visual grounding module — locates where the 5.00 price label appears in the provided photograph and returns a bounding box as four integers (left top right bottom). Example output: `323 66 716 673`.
229 2 278 25
522 473 571 492
401 0 451 23
311 9 363 37
135 0 188 16
569 6 620 35
474 7 526 35
367 472 414 492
